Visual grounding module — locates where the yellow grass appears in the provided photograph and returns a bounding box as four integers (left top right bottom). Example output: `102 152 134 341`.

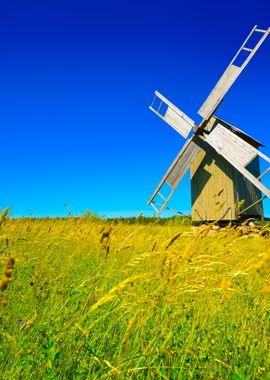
0 216 270 379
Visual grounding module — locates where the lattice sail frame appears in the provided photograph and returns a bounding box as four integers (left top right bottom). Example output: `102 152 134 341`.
198 26 270 120
148 139 201 214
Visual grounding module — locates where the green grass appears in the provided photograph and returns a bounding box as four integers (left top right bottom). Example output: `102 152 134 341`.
1 217 270 379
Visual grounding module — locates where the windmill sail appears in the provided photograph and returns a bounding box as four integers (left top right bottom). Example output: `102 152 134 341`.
205 123 258 167
204 125 270 198
148 139 201 214
150 91 195 138
198 26 270 120
148 25 269 218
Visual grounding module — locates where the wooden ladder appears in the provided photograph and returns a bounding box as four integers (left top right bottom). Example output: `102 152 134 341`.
229 26 270 69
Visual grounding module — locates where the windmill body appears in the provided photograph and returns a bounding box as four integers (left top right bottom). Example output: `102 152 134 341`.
148 26 270 221
191 117 263 221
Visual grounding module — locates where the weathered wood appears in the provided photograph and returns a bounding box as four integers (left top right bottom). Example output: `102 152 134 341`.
239 27 270 71
205 131 270 198
154 91 195 126
238 196 266 215
148 139 192 205
198 65 241 120
190 146 264 221
148 26 269 221
166 141 201 188
198 25 270 120
258 150 270 163
205 123 258 167
234 155 264 216
255 28 268 33
191 138 236 221
212 116 263 147
191 118 265 221
149 91 194 138
148 139 201 214
257 166 270 180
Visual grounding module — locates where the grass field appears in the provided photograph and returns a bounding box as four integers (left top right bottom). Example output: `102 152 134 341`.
1 214 270 379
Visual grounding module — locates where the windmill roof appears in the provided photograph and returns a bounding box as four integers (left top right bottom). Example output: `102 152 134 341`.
213 116 264 148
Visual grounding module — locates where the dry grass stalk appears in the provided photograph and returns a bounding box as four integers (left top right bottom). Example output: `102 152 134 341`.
0 255 15 306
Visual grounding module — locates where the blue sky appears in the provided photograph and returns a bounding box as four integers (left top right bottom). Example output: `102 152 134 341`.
1 0 270 217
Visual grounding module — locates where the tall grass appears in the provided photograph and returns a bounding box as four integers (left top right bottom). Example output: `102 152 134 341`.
0 216 270 379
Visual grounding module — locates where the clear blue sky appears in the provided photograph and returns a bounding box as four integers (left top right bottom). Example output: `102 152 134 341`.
1 0 270 217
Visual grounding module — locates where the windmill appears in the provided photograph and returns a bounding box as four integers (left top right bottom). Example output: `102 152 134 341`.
148 25 270 222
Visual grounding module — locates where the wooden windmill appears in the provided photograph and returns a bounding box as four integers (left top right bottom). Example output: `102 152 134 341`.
148 25 270 222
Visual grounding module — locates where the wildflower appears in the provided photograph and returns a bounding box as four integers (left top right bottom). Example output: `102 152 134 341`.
17 319 23 325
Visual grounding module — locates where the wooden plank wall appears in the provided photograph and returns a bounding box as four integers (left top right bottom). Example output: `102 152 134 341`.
190 139 236 221
233 155 263 217
190 138 263 221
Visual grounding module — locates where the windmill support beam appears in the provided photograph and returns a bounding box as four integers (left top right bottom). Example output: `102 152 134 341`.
255 28 268 33
219 153 270 198
238 196 267 216
258 150 270 163
257 167 270 180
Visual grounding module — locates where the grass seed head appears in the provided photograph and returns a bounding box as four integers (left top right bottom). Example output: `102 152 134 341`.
259 282 270 294
0 207 8 221
2 296 9 307
0 278 11 291
4 268 12 278
6 257 15 270
0 279 7 290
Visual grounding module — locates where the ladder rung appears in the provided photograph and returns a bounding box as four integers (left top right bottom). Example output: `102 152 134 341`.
157 192 166 201
255 28 267 33
242 47 253 52
157 100 163 113
150 95 157 108
257 166 270 180
150 202 160 214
